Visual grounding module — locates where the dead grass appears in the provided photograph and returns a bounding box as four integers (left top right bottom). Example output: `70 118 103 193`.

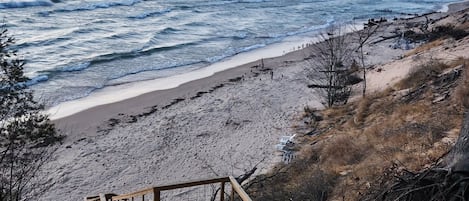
322 134 370 169
352 96 371 127
246 33 469 200
449 57 469 67
453 59 469 109
246 61 466 200
404 38 444 57
396 59 450 90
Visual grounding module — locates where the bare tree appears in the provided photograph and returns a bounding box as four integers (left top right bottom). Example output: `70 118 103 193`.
354 21 380 96
0 28 63 201
308 25 355 107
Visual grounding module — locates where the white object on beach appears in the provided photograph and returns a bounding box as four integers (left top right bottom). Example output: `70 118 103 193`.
276 144 285 151
276 134 296 151
279 134 296 144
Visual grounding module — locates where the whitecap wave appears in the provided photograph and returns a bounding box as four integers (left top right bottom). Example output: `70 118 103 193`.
60 62 91 72
0 0 52 9
238 0 270 3
39 0 141 14
129 8 172 19
25 74 48 86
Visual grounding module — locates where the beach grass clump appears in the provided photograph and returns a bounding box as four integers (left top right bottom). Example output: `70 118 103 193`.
397 59 450 89
321 134 372 172
404 38 444 57
454 58 469 108
245 151 338 201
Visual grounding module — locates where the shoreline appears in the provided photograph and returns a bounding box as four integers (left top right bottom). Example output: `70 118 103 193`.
49 0 468 123
52 37 316 134
48 33 324 120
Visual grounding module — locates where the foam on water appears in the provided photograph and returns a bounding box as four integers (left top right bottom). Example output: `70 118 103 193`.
25 74 49 86
59 62 91 72
60 0 141 12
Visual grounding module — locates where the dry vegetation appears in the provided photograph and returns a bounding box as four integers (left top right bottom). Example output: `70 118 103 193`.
403 38 444 57
245 10 469 200
245 48 469 201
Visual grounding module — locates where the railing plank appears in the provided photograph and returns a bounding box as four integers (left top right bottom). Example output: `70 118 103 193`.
229 176 252 201
111 188 153 200
110 176 252 201
220 181 225 201
154 177 230 191
153 188 160 201
231 186 235 201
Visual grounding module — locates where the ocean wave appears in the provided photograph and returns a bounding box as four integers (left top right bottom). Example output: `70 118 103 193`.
204 51 235 63
34 62 91 78
105 60 203 83
35 39 203 80
139 27 180 49
38 0 141 15
375 9 395 13
106 41 271 85
59 62 91 72
237 43 266 53
184 21 211 27
176 1 240 10
175 0 272 11
159 27 180 34
233 31 249 40
139 40 205 56
25 74 48 86
128 8 172 19
204 42 266 63
81 40 202 67
15 27 77 49
256 18 334 40
0 0 53 9
238 0 270 3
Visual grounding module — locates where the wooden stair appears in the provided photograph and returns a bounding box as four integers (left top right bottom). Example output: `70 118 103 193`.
85 176 252 201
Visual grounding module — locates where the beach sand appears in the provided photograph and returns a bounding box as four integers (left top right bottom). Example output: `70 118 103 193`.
36 4 469 201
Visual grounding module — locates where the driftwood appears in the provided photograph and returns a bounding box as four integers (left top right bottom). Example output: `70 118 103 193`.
307 84 348 89
236 167 258 184
371 34 400 44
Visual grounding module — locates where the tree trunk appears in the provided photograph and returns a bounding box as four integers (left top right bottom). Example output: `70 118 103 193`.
360 47 366 96
443 110 469 172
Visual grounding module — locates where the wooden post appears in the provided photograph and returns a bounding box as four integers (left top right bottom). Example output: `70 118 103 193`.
220 181 225 201
153 188 160 201
231 185 235 201
142 194 144 201
229 176 252 201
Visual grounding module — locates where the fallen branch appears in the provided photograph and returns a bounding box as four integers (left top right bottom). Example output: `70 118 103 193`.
371 34 400 44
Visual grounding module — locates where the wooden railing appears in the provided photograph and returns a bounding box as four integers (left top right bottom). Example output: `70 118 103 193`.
86 176 252 201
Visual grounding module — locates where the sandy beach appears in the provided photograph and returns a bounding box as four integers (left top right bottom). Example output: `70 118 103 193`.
36 3 469 200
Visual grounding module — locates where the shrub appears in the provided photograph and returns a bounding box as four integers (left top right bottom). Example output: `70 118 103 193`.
0 28 63 201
